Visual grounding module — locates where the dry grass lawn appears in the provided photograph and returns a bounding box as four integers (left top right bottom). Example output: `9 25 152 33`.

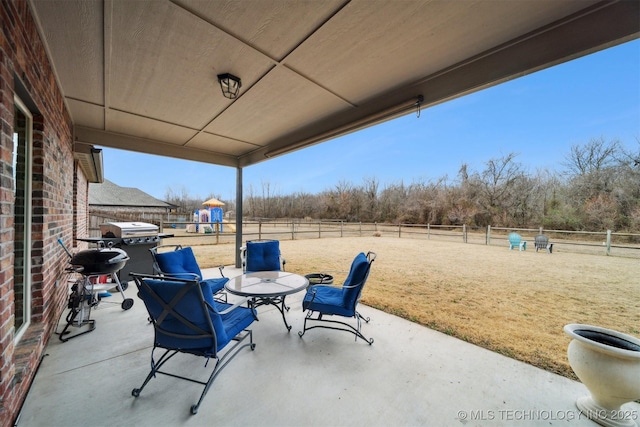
186 236 640 380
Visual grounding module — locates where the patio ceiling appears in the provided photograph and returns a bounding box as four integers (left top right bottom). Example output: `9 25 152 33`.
30 0 639 169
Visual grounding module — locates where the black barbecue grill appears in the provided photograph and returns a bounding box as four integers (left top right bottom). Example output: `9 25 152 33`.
57 240 134 342
92 222 173 280
69 246 129 275
76 222 173 283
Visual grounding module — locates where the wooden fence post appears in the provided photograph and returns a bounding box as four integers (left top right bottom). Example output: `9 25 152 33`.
463 224 467 243
427 224 430 239
606 229 612 256
486 225 491 245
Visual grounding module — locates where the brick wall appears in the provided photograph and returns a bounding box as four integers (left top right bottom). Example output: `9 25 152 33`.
0 1 83 425
75 165 89 247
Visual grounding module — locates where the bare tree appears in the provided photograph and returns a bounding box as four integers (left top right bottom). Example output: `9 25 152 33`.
224 137 639 232
362 176 379 222
164 185 201 213
245 183 257 218
260 180 277 218
378 181 408 223
563 137 620 176
474 152 525 225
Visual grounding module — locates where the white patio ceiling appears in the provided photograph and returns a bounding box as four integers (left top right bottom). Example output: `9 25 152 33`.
29 0 639 169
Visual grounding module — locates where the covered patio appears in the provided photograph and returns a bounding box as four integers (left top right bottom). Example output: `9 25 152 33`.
2 1 639 425
16 267 638 426
29 0 640 267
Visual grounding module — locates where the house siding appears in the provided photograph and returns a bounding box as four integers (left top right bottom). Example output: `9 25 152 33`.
0 1 86 425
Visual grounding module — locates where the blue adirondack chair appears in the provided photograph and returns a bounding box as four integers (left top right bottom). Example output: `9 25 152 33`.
508 232 526 251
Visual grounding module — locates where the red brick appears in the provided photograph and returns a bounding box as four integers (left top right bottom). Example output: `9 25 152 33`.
0 1 86 425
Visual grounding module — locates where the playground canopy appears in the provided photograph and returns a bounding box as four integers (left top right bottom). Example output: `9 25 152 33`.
203 198 225 207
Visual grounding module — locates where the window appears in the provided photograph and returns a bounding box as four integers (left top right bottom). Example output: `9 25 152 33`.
13 96 33 343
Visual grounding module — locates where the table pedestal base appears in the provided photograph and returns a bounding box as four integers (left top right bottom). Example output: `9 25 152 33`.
250 296 291 331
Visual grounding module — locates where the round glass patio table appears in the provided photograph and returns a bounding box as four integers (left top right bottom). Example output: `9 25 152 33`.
226 271 309 331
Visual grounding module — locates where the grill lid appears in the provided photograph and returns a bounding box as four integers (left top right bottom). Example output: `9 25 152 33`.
100 222 158 238
70 247 130 275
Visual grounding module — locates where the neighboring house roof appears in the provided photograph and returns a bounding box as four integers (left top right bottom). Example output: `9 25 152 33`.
89 180 175 209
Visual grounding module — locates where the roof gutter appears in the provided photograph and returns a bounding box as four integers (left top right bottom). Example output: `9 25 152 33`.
74 142 104 183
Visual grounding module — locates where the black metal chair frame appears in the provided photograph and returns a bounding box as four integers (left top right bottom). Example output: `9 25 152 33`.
130 273 255 415
298 252 376 345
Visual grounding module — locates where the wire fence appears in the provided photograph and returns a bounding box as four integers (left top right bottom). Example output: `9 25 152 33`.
156 219 640 259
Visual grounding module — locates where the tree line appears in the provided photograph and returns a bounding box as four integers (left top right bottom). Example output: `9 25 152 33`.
165 137 640 232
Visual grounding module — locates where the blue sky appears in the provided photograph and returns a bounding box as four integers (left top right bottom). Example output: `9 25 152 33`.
102 39 640 202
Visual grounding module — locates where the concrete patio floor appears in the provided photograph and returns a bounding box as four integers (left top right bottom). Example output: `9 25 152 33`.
15 267 639 427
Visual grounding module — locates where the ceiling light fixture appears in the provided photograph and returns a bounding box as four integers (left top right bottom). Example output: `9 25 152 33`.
217 73 242 99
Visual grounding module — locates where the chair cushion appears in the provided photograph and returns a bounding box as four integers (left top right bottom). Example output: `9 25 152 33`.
246 240 281 272
302 252 370 317
202 277 228 294
214 301 256 349
302 285 354 317
342 252 370 308
154 247 203 280
139 278 220 352
140 278 255 353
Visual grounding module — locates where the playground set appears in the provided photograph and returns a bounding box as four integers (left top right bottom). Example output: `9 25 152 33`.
190 198 225 233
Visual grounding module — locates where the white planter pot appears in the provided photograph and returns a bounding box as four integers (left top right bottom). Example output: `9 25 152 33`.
564 324 640 427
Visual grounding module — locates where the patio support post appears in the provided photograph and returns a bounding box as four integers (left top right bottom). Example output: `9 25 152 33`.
235 167 243 268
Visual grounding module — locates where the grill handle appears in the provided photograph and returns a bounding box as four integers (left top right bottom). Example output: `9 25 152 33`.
106 253 130 264
57 238 73 259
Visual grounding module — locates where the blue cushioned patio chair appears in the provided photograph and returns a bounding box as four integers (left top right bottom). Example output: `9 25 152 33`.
508 232 526 251
130 273 256 415
150 245 227 302
298 251 376 344
240 239 285 272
